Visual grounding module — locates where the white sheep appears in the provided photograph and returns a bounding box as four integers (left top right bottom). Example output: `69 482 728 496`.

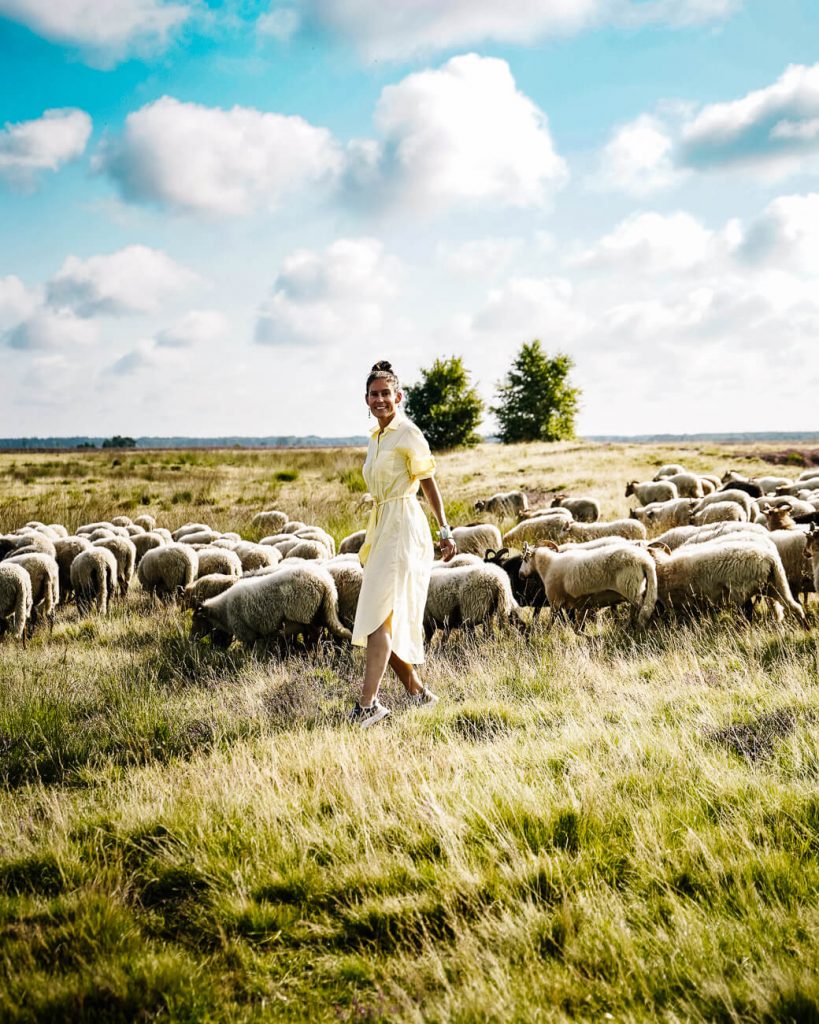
653 464 687 480
133 513 157 532
281 520 308 535
232 542 281 573
424 563 523 640
283 539 330 561
473 490 529 519
450 524 503 557
694 489 757 519
76 521 115 536
1 531 57 560
172 529 221 547
70 546 118 616
132 531 166 566
629 499 697 535
626 480 678 504
0 562 32 641
5 553 59 628
665 473 704 499
520 540 657 626
650 538 803 622
251 510 288 533
691 501 747 526
111 515 133 527
93 536 137 598
550 495 600 522
172 523 212 542
559 519 647 543
191 561 351 647
339 530 366 555
54 536 92 603
295 528 336 556
183 573 238 608
323 559 363 631
137 544 199 601
126 524 146 537
503 515 571 549
195 547 243 579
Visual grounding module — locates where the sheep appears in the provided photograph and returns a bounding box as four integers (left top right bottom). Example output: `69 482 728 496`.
153 528 173 543
111 515 133 527
54 536 91 603
718 478 762 498
519 540 657 627
0 532 57 560
424 563 524 640
70 547 118 616
806 528 819 596
694 488 757 520
0 562 32 641
629 499 697 535
86 528 116 542
266 538 301 558
760 504 801 531
692 501 747 526
132 531 166 566
4 554 59 629
648 526 701 551
172 523 212 542
183 573 238 608
281 521 308 535
653 464 687 480
46 524 69 539
722 470 787 496
484 547 547 620
503 516 571 549
293 528 335 556
550 495 600 522
559 519 647 543
284 539 331 561
133 513 157 532
626 480 678 504
172 529 221 547
323 559 363 631
191 561 351 647
755 497 815 525
232 542 281 573
666 473 704 499
93 536 137 598
76 521 115 536
252 510 288 534
137 544 199 601
650 539 803 622
755 476 794 494
473 490 529 519
339 530 366 555
195 547 243 579
450 524 504 558
125 524 145 537
259 533 293 546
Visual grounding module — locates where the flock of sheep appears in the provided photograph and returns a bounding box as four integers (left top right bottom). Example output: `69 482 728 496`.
1 460 819 651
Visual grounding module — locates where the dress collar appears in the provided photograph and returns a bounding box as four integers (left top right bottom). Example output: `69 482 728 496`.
370 409 405 437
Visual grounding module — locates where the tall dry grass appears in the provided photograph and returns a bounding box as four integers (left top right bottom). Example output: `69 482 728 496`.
0 442 817 1023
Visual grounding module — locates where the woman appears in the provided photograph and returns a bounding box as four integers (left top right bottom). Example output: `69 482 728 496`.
350 361 456 728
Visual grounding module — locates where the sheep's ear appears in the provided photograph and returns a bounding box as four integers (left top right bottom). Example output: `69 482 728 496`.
497 547 509 560
781 502 792 512
543 541 559 551
484 548 496 561
521 542 531 557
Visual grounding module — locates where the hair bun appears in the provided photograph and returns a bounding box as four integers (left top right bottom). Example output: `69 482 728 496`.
371 360 394 373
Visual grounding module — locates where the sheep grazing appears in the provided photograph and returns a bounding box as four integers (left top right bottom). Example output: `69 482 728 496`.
653 464 687 480
630 499 697 535
450 524 503 558
694 488 757 520
625 480 678 504
520 540 657 627
111 515 133 528
1 531 57 560
191 562 351 648
132 531 166 566
559 519 647 543
5 553 59 629
70 547 118 616
692 501 747 526
761 504 799 531
295 528 336 556
503 516 569 549
424 563 524 640
132 513 157 532
484 547 547 621
232 541 280 573
283 539 330 561
53 536 91 604
323 559 364 631
550 495 600 522
281 521 308 535
339 530 366 555
718 478 762 498
93 536 137 598
665 473 704 499
174 529 221 547
0 562 33 641
252 510 289 534
172 523 211 542
137 544 199 601
474 490 529 519
195 547 243 579
651 538 804 622
183 573 238 608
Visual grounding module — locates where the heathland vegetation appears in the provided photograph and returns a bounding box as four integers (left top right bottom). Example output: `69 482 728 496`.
0 442 817 1022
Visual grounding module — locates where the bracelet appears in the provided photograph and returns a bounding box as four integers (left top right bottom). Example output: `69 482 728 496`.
438 524 452 541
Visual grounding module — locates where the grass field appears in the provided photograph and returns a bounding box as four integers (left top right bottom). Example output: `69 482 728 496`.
0 442 817 1023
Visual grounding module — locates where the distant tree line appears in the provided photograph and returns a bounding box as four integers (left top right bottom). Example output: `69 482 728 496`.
405 340 580 451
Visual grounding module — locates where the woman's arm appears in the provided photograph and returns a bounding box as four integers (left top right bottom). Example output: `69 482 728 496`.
419 476 456 562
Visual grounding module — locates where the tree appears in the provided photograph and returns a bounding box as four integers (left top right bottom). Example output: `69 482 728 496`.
492 341 580 444
102 435 137 448
404 356 484 451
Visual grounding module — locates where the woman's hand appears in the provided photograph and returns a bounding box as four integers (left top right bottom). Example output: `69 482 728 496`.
440 537 457 562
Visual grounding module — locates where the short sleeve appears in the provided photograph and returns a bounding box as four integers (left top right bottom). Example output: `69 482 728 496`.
402 424 436 480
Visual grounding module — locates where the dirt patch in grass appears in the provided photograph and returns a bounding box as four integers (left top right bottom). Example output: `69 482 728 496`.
706 707 802 762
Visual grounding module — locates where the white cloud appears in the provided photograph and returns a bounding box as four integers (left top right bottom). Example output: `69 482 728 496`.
595 113 684 195
438 237 521 276
299 0 737 60
348 54 568 212
0 108 92 186
5 307 98 350
737 192 819 272
574 211 714 272
155 309 228 348
99 96 342 216
0 0 190 64
0 275 39 330
255 237 397 347
257 6 300 40
46 244 198 317
469 275 590 343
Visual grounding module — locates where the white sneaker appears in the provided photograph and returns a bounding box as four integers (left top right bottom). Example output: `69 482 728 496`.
408 686 439 707
348 699 392 729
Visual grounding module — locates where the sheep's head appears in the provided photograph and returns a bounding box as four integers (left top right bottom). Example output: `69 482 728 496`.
625 481 636 497
474 500 486 512
551 494 565 507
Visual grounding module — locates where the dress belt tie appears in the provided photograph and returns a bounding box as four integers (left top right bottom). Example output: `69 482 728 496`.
359 494 413 566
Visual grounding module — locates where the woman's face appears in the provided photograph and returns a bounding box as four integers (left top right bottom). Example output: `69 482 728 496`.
366 379 401 421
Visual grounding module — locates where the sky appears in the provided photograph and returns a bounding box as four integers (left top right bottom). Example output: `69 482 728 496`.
1 0 819 439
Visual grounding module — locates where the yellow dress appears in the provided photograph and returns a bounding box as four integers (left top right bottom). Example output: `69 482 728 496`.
352 411 436 664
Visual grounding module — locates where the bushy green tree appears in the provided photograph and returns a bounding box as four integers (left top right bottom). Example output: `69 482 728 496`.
492 341 580 443
404 356 484 451
102 435 137 448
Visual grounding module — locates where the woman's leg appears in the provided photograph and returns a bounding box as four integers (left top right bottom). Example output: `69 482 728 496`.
361 619 393 707
388 651 424 695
